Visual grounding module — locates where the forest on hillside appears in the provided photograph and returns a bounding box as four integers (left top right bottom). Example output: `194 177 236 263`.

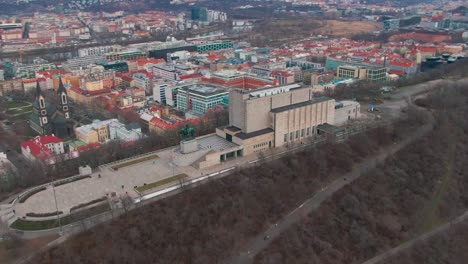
383 221 468 264
254 82 468 263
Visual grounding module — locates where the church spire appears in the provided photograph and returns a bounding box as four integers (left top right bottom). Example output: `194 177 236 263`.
36 80 43 98
57 77 67 95
56 77 70 119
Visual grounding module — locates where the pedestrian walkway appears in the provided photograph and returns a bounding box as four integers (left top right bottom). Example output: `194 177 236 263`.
228 120 434 264
11 139 252 221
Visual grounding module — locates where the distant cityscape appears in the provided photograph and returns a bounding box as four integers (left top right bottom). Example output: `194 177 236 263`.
0 0 466 171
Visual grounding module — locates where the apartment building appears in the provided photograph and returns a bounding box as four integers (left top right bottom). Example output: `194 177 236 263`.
176 83 229 114
78 45 120 57
337 65 387 82
152 64 189 81
21 135 65 164
202 70 276 90
75 119 143 144
132 72 154 95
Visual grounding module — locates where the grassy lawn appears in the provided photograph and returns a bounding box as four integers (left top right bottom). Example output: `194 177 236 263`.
6 101 30 109
12 217 72 231
6 107 32 115
70 197 107 213
6 101 32 122
53 175 91 187
135 173 188 193
11 203 111 231
10 112 32 121
111 154 160 170
25 126 38 138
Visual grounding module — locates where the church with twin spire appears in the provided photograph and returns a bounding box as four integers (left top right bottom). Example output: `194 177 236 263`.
30 78 74 138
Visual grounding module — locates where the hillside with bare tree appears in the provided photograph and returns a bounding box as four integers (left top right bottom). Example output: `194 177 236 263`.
382 221 468 264
27 108 425 263
253 83 468 263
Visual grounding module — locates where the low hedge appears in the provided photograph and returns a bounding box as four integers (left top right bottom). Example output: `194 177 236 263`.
11 203 111 231
70 196 107 212
53 175 92 187
19 186 47 203
26 211 63 217
135 174 188 193
111 153 159 170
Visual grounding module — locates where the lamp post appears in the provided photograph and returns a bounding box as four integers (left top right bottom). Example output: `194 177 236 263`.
171 149 175 177
51 181 62 235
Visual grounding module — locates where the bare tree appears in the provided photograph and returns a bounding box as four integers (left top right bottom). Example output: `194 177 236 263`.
0 219 24 257
178 174 189 190
120 193 134 214
257 151 266 164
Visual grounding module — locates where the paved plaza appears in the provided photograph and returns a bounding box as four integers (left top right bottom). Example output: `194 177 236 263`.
13 135 258 218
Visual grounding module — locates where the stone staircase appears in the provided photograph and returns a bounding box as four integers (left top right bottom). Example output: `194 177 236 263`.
0 204 18 226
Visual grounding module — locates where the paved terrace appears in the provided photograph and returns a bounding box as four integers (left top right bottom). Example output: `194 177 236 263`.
12 134 248 218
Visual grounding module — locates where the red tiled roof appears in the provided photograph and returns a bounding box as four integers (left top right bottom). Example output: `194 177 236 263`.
149 117 201 130
207 54 226 61
180 73 203 80
22 78 38 83
76 142 101 152
70 85 112 96
390 60 416 68
431 15 444 22
121 141 135 148
271 70 294 77
36 69 69 78
149 106 165 113
21 135 62 160
388 70 406 76
37 135 62 144
131 87 145 92
120 76 134 82
21 141 51 159
131 57 165 66
131 70 154 79
419 47 437 53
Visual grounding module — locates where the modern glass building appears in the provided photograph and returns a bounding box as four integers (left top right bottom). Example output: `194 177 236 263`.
105 50 144 61
148 45 198 59
196 41 233 53
176 83 229 114
337 65 387 82
191 7 208 21
366 68 387 82
97 61 129 73
383 19 400 31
